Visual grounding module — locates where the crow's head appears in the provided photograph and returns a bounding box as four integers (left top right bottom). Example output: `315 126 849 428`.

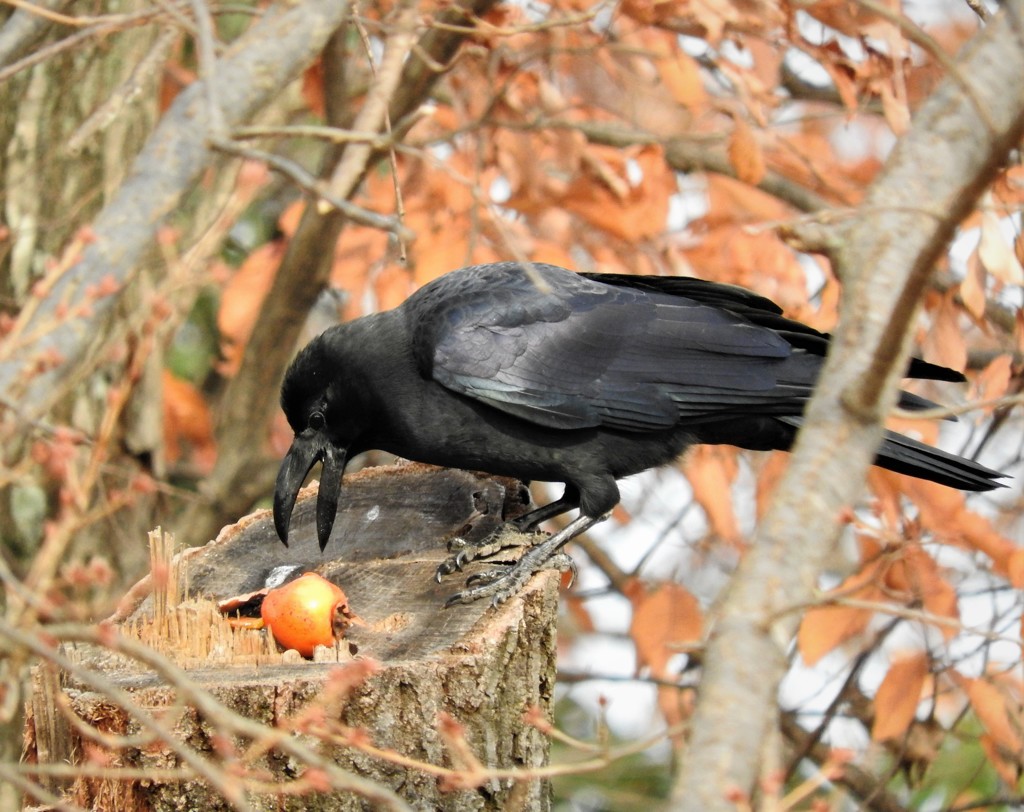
273 333 354 552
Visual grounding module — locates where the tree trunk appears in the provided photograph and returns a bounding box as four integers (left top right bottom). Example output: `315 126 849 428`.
25 465 557 811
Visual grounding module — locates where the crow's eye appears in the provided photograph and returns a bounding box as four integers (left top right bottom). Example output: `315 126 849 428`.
309 411 325 431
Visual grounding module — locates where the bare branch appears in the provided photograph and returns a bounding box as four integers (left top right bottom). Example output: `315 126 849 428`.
672 3 1024 808
183 0 501 545
0 0 354 412
0 0 73 66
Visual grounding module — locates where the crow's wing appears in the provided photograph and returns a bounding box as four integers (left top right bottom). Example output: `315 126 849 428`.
408 263 820 432
583 272 965 383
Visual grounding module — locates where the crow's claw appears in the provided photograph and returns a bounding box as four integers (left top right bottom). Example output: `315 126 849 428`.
435 523 546 585
551 553 577 587
443 540 577 607
464 566 507 587
439 513 602 606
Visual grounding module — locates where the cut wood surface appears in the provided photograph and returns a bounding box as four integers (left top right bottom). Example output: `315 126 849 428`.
27 463 559 811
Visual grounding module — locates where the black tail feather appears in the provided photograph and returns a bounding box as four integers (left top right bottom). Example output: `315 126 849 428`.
775 415 1006 491
874 430 1006 491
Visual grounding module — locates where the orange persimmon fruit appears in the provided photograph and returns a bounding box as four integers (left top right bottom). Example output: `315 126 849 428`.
260 572 351 657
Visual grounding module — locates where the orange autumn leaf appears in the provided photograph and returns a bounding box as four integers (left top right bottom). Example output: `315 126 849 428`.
798 562 887 666
979 210 1024 285
971 353 1013 408
804 0 901 39
410 220 473 286
1007 549 1024 590
563 592 596 634
727 115 766 186
881 544 960 640
369 265 416 314
959 252 987 322
158 59 195 114
767 131 871 207
278 199 306 238
302 58 325 118
922 289 967 374
528 239 577 271
897 477 1017 579
636 28 707 110
703 174 793 225
563 145 672 242
877 77 910 136
754 451 790 518
979 733 1023 787
956 674 1024 782
627 579 703 678
921 575 960 639
682 446 741 544
680 227 806 304
217 239 284 376
872 652 929 741
162 371 216 473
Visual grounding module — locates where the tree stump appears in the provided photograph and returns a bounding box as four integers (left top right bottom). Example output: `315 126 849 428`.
26 463 559 811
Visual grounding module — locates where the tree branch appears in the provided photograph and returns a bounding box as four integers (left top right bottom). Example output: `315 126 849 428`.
182 0 500 545
672 4 1024 808
0 0 353 411
0 0 73 67
529 117 835 214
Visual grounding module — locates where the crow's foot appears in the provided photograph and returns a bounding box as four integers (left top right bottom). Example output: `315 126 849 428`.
435 523 547 581
444 549 576 608
440 512 605 607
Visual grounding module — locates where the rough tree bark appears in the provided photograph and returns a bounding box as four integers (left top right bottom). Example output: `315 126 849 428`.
182 0 499 548
673 6 1024 809
25 465 557 810
0 0 352 412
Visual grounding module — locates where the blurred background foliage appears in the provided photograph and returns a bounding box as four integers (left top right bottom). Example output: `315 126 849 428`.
1 0 1023 808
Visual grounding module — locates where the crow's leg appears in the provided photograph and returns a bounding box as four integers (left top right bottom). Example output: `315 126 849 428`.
443 512 606 607
435 489 580 581
510 489 580 531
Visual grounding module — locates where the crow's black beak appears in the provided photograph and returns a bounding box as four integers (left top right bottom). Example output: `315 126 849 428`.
273 434 347 551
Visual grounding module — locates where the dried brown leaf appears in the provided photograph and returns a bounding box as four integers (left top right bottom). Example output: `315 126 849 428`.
162 371 216 473
898 478 1017 580
960 251 988 321
727 115 766 186
682 445 741 544
979 211 1024 285
958 675 1024 762
217 241 284 376
798 563 886 666
922 290 967 374
872 652 929 741
628 579 704 677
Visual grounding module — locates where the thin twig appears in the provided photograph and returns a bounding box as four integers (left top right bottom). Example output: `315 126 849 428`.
208 136 414 240
24 622 413 810
191 0 225 136
321 2 420 209
67 25 179 154
964 0 989 22
0 622 257 812
0 0 118 27
352 10 408 261
849 0 1001 136
892 391 1024 421
426 4 609 36
0 8 163 82
0 762 84 812
231 123 388 146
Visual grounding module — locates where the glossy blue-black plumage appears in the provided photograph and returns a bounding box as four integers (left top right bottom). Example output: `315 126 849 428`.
273 262 1005 593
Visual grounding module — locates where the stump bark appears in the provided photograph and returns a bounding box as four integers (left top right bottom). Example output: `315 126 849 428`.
25 463 559 811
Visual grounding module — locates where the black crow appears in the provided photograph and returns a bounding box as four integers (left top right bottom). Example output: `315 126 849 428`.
273 262 1005 605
